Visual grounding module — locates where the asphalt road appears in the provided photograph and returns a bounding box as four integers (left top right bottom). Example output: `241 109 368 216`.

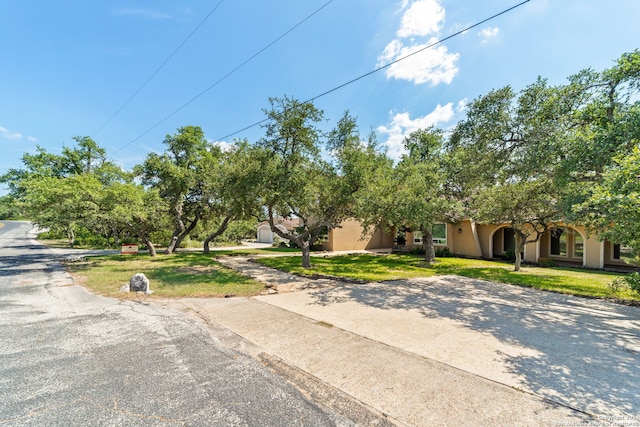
0 221 363 426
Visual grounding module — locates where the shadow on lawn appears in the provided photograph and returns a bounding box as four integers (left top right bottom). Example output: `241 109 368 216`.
307 275 640 416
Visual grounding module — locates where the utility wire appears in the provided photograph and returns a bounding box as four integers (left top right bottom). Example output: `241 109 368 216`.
113 0 335 155
93 0 226 137
214 0 531 142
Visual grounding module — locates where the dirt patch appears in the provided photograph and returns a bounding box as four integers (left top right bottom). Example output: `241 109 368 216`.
68 271 87 287
176 266 217 274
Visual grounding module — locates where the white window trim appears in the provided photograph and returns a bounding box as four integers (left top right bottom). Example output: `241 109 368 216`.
432 224 447 246
573 233 584 258
412 225 447 245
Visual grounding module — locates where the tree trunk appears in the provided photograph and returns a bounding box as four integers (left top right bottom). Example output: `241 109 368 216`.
166 204 186 254
130 226 156 257
514 249 522 271
203 216 233 254
145 238 157 257
301 242 312 268
422 229 435 264
166 235 179 254
166 217 200 254
514 231 525 272
67 227 75 248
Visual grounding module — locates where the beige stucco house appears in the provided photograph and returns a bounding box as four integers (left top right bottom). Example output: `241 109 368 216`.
318 219 636 270
318 219 395 251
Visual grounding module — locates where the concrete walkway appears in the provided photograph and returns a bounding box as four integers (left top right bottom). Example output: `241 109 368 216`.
164 255 640 426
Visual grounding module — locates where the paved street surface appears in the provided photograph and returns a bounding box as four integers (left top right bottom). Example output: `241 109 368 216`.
0 221 382 426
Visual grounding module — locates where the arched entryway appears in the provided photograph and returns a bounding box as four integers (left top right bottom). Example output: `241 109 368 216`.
490 226 516 259
539 227 586 266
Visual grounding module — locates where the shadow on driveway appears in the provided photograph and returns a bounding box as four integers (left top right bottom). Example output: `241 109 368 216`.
306 275 640 416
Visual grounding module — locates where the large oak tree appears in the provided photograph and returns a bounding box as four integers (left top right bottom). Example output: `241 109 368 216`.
255 97 378 268
448 79 572 270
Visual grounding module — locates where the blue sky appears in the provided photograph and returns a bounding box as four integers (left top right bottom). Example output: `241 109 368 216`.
1 0 639 194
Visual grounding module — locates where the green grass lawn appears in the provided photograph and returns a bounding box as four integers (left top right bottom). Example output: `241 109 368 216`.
257 254 639 301
64 248 639 303
66 253 265 298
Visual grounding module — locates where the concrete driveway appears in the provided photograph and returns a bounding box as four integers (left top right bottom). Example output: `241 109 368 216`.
173 256 640 426
264 275 640 412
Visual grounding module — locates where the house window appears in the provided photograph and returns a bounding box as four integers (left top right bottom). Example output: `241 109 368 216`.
396 230 407 245
613 244 636 262
550 228 567 256
317 226 329 242
413 231 423 244
574 233 584 258
411 225 446 245
432 223 447 245
503 228 515 253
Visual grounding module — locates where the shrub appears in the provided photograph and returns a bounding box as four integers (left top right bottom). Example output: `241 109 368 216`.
435 247 452 257
0 195 21 219
538 258 555 268
38 227 115 248
411 247 426 255
504 250 516 261
608 277 628 296
625 272 640 295
219 220 256 244
609 272 640 297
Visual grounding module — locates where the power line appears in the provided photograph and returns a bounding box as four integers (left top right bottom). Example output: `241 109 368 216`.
214 0 531 142
93 0 226 137
113 0 335 155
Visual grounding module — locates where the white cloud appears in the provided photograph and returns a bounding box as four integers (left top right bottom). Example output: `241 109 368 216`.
397 0 445 37
27 136 37 142
378 0 459 86
113 8 172 20
377 103 455 159
211 140 234 152
380 39 459 85
479 26 499 43
0 126 23 140
378 39 403 64
456 99 468 113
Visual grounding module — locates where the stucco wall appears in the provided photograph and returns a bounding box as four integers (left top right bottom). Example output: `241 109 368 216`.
322 219 394 251
585 236 603 268
524 240 538 263
448 221 483 257
476 224 500 259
